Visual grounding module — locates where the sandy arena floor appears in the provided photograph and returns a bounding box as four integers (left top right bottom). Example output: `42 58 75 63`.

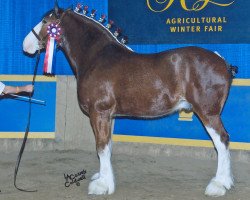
0 149 249 200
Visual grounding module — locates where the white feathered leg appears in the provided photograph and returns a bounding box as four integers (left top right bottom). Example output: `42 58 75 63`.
205 127 234 197
88 140 115 195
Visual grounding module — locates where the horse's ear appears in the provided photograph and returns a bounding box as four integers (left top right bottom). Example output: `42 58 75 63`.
54 0 60 18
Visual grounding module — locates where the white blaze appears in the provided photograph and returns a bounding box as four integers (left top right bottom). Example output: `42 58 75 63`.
23 21 43 54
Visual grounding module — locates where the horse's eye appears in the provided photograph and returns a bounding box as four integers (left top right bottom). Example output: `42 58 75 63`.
42 19 47 24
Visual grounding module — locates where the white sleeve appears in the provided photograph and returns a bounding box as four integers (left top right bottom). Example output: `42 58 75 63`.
0 82 6 94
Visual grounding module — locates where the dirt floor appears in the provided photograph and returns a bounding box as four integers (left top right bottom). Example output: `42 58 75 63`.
0 149 249 200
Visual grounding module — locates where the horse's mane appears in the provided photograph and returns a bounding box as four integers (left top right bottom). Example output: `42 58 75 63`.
65 9 132 51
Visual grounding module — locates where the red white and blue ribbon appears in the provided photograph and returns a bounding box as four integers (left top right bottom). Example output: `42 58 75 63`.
43 23 61 75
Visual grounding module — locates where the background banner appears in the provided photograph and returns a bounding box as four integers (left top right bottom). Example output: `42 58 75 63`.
109 0 250 44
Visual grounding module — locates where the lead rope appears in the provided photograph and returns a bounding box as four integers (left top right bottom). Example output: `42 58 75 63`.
14 50 41 192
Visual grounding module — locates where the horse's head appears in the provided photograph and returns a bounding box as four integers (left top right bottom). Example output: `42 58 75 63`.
23 0 63 55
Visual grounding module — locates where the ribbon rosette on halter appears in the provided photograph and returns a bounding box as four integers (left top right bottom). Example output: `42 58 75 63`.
43 23 61 75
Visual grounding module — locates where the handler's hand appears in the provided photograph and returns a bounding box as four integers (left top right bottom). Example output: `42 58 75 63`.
23 85 34 93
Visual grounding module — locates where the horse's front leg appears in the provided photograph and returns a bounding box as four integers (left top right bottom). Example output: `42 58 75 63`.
88 110 115 195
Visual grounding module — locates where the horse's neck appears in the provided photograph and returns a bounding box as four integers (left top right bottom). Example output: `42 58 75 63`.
61 11 119 75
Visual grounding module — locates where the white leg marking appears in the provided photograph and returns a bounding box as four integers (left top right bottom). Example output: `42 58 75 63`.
205 127 233 197
23 21 43 54
91 172 100 181
88 140 115 195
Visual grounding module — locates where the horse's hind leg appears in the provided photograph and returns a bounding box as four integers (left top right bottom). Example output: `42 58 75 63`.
198 114 233 196
88 110 115 195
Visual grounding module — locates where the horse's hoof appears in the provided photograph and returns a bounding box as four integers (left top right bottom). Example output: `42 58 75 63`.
205 179 226 197
88 176 115 195
222 176 234 190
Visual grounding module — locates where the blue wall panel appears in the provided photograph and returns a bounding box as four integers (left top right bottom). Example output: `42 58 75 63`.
0 81 56 132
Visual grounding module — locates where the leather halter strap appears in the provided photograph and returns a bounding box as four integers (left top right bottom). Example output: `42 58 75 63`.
14 50 41 193
31 28 42 41
31 18 49 42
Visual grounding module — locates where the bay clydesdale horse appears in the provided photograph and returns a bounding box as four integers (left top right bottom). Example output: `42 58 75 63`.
23 1 237 197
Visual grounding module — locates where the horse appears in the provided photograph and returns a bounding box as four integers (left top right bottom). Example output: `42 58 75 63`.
23 1 237 197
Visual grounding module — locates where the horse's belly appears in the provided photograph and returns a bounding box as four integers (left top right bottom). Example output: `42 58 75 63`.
115 93 190 118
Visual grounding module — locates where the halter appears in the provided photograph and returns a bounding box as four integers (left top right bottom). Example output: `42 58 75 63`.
31 28 43 41
31 19 48 44
31 18 62 49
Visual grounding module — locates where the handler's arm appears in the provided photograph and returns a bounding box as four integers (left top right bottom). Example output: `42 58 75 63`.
0 82 33 95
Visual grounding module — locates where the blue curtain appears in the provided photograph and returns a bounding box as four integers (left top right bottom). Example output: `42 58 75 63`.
0 0 249 78
0 0 108 75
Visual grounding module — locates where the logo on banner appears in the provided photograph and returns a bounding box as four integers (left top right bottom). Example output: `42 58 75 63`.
146 0 235 33
146 0 234 12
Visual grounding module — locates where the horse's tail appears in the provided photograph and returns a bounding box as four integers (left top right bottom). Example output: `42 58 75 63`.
214 51 238 79
226 63 238 78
